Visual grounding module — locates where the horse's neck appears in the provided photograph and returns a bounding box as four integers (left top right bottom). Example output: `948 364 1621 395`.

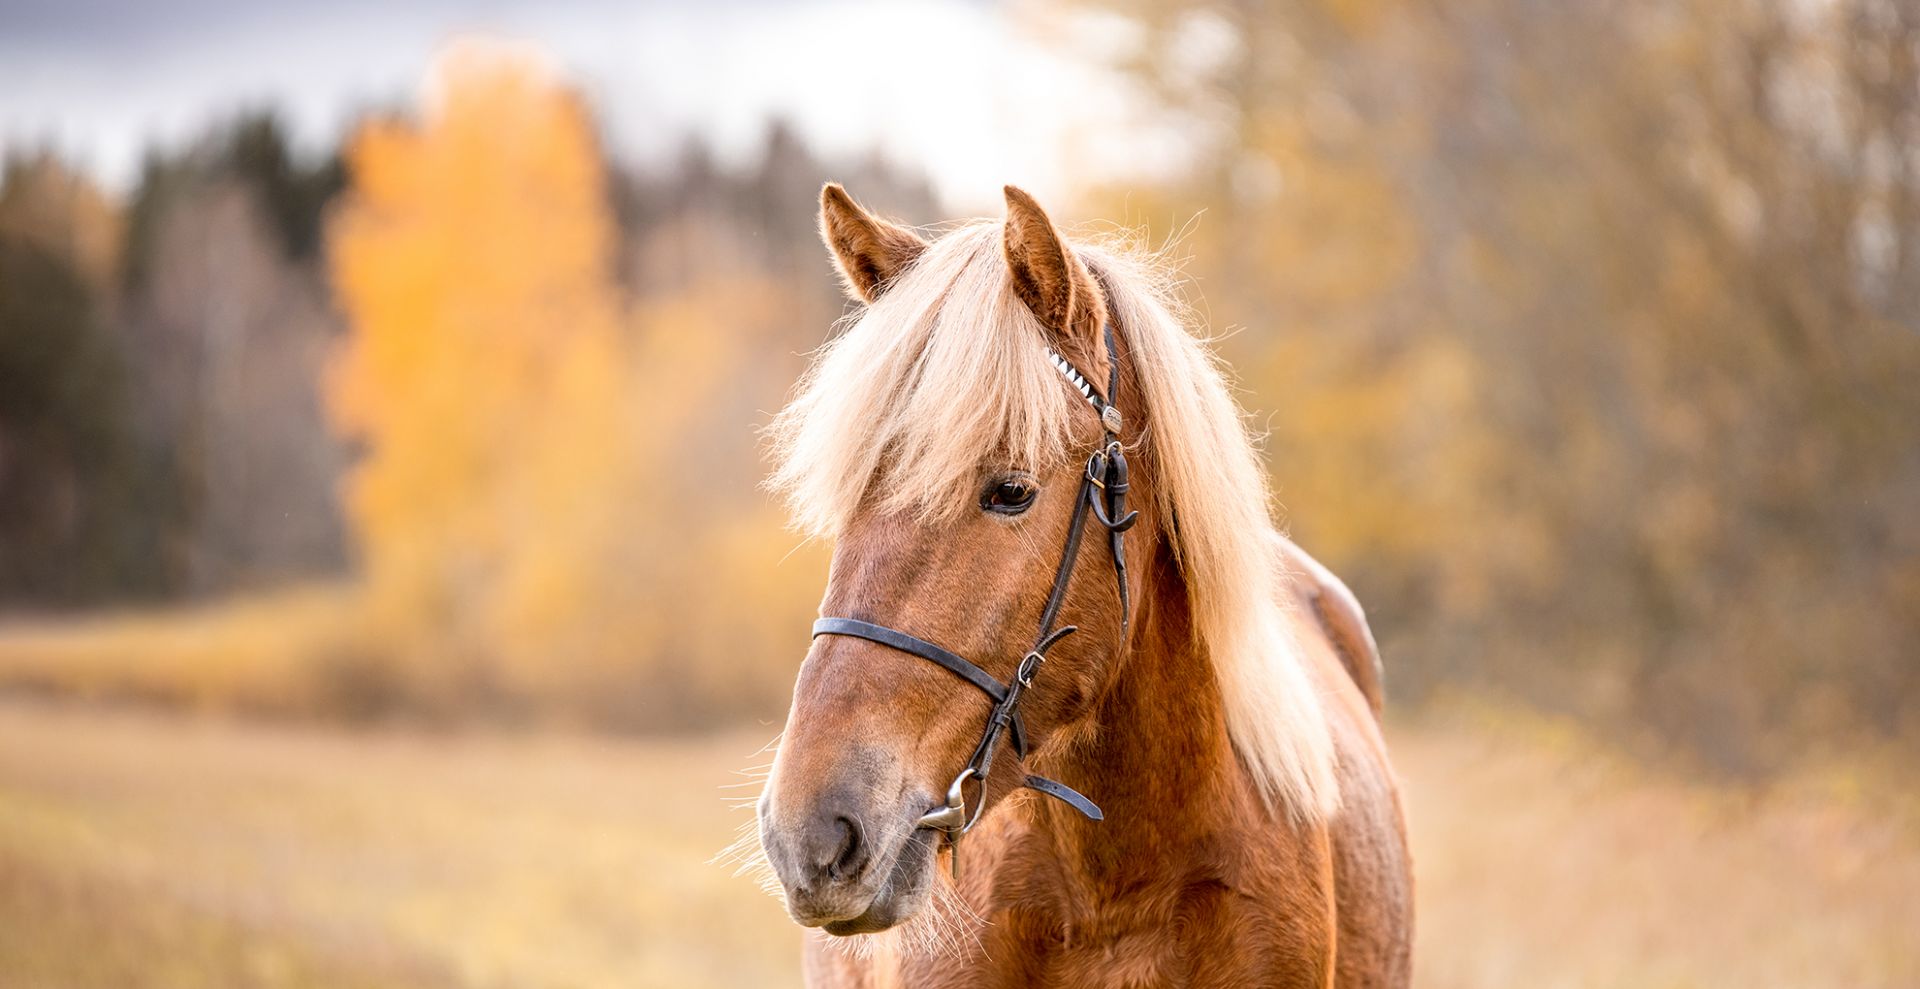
1037 541 1248 885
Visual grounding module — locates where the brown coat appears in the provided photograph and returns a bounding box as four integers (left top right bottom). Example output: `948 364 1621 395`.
800 536 1413 989
763 183 1413 989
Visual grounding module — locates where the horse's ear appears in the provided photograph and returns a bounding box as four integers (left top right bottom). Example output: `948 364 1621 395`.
819 183 927 303
1002 185 1105 347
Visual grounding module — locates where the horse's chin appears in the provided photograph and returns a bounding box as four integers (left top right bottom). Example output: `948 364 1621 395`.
819 830 937 937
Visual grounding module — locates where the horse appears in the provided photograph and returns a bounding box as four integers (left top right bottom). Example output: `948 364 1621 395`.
752 183 1413 988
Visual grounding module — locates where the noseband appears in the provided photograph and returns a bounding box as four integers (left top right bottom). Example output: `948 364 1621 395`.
810 325 1137 877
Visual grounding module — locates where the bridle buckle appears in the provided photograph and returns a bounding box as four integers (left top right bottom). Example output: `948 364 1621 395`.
1084 450 1108 490
1015 651 1044 688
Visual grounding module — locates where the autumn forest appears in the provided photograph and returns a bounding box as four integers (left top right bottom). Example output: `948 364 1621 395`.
1 1 1917 984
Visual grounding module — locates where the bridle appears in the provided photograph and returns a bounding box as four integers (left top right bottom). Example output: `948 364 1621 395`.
810 325 1137 877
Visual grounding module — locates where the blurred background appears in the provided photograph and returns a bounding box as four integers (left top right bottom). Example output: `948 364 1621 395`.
1 0 1916 986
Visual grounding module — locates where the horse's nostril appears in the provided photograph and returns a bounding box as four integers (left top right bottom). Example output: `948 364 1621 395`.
827 814 867 880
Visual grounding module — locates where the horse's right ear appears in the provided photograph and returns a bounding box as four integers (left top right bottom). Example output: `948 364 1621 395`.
819 183 927 303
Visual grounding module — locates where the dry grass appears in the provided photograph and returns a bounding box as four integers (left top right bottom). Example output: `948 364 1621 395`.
0 586 374 717
0 698 1913 988
1399 706 1920 988
0 701 797 989
0 573 817 731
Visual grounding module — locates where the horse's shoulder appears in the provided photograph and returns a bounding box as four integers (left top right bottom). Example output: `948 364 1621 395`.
1270 532 1386 721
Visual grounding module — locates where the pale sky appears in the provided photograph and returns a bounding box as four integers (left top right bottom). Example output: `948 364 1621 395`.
0 0 1185 211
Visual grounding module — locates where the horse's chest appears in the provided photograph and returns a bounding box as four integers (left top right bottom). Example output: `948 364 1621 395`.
940 850 1329 989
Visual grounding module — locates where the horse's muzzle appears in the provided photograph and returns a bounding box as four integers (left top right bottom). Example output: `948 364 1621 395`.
758 784 938 932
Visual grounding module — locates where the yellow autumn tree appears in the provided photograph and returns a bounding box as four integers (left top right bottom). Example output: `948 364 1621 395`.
1080 0 1920 767
326 41 635 704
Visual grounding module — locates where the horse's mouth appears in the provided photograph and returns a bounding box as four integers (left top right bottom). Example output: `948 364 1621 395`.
821 908 896 936
812 829 937 936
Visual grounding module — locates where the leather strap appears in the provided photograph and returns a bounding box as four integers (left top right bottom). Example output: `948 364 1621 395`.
811 618 1094 817
809 325 1134 833
1036 467 1096 637
1024 775 1105 820
811 618 1005 712
810 617 1028 756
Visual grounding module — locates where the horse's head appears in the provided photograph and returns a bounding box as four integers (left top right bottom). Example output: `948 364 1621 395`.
756 186 1145 935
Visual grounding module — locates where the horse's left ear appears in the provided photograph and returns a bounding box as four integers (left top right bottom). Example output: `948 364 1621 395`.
820 183 927 303
1002 185 1107 352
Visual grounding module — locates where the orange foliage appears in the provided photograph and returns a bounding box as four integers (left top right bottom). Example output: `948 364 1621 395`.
326 42 635 704
1091 0 1920 767
320 42 826 724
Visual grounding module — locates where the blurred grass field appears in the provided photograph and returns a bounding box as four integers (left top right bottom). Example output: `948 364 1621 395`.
1 697 1914 989
0 588 368 717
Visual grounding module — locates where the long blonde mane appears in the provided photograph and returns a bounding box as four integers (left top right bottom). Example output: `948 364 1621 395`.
768 221 1339 822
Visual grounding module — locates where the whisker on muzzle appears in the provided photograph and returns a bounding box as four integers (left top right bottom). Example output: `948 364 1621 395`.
714 736 787 905
732 726 987 961
816 830 989 963
714 814 787 902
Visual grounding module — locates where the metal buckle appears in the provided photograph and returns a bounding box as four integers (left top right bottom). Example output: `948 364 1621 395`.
1085 450 1107 489
1016 651 1044 688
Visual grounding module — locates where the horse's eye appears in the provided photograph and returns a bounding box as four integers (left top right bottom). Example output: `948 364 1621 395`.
982 476 1038 515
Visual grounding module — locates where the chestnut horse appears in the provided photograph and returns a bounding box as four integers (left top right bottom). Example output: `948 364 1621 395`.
754 184 1412 987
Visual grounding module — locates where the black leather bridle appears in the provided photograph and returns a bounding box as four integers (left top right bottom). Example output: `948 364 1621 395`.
810 325 1137 877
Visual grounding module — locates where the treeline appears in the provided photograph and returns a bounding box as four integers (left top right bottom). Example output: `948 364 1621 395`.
2 119 387 605
5 9 1914 770
1095 0 1920 772
0 51 939 726
315 51 938 726
0 107 929 605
